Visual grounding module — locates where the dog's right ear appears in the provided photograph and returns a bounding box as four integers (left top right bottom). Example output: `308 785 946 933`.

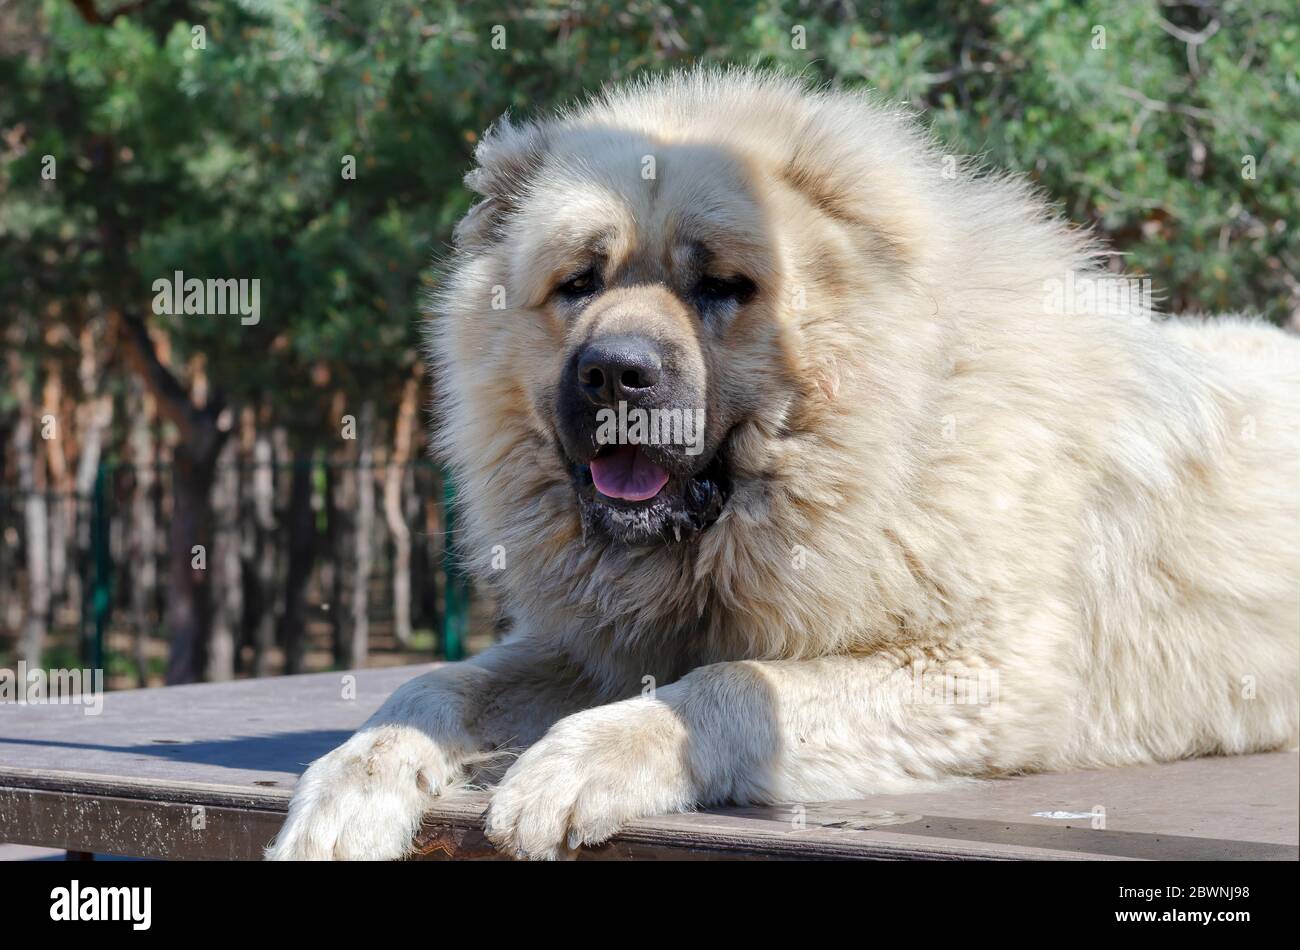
454 116 549 250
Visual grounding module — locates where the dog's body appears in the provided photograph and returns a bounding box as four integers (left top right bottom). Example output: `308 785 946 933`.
269 69 1299 860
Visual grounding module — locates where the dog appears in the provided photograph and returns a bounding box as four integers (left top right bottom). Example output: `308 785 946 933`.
268 67 1300 860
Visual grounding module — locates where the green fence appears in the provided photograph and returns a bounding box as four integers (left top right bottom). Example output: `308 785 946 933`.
0 457 477 682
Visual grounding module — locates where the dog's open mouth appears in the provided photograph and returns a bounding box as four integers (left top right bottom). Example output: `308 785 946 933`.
571 442 731 545
589 444 670 502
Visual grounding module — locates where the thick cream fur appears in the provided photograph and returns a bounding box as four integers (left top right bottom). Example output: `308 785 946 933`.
269 68 1299 860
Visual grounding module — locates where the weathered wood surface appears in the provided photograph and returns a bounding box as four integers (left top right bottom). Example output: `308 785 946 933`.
1 665 1296 860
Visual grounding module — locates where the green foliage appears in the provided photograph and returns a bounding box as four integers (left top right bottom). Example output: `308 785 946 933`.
2 0 1296 441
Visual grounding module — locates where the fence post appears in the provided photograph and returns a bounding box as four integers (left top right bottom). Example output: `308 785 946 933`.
440 470 468 661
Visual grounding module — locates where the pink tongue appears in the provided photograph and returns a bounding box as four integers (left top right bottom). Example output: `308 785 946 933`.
590 445 670 501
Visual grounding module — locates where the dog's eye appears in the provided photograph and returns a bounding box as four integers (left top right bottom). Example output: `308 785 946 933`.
557 267 601 300
694 275 756 308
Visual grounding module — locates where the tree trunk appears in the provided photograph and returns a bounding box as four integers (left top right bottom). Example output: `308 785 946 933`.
164 433 222 684
406 463 428 633
251 424 277 675
384 376 419 646
206 436 240 681
0 411 20 634
42 366 70 615
350 401 376 670
127 387 157 687
327 457 353 669
114 309 229 685
15 384 50 666
279 447 317 675
421 470 444 632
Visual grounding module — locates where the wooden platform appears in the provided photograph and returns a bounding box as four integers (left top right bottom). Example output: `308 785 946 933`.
1 665 1295 860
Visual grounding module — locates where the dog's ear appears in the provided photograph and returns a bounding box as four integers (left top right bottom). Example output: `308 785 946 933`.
454 115 549 250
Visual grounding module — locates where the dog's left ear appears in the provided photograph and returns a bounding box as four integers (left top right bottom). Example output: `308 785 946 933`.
454 115 549 250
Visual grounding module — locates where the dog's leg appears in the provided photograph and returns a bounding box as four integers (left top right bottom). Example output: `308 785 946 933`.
486 652 1025 859
266 636 608 860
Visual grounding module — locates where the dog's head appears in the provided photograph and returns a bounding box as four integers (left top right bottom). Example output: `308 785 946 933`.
438 115 822 547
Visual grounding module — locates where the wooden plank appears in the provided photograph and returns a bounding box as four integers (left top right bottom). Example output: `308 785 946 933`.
0 786 284 860
0 776 1103 861
1 665 1296 860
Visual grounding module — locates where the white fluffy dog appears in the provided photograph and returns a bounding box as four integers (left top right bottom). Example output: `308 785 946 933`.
268 69 1300 861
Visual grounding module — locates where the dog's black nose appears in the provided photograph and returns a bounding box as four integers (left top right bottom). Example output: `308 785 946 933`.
577 335 662 407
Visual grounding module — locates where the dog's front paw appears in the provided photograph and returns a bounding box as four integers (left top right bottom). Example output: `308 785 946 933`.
484 699 695 860
266 725 464 860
